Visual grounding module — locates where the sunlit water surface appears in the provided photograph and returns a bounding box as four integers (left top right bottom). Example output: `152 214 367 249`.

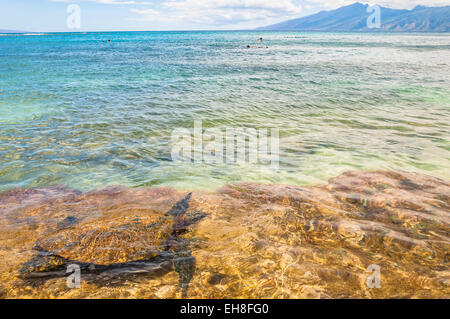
1 32 449 191
0 32 449 299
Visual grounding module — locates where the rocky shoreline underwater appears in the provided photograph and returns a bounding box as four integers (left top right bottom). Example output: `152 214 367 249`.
0 170 448 299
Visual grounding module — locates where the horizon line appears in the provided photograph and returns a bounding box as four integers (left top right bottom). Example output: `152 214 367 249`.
2 30 450 35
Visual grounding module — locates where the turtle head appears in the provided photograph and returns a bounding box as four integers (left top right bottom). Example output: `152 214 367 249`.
172 211 207 235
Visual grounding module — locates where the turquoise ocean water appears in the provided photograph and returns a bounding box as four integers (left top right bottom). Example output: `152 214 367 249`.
0 31 449 191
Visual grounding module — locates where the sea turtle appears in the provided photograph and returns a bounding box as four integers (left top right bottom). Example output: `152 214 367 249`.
20 192 206 296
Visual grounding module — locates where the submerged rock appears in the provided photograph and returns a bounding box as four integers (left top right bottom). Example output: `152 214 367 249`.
0 170 448 298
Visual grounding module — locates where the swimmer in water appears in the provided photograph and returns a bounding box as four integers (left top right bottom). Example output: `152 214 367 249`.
246 44 268 49
246 38 268 49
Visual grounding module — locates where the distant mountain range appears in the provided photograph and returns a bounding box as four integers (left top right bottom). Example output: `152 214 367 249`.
258 2 450 32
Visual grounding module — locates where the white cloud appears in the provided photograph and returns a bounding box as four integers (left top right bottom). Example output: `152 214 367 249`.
163 0 302 13
129 0 450 29
130 0 303 29
306 0 450 10
50 0 152 5
49 0 450 29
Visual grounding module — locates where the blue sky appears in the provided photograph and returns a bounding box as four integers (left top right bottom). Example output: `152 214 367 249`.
1 0 449 32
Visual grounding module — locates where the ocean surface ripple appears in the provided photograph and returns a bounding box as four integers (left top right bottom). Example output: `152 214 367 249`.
0 31 449 191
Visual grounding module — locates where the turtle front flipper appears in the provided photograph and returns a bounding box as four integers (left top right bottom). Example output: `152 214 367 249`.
166 192 192 217
173 250 195 298
167 236 196 298
165 193 207 297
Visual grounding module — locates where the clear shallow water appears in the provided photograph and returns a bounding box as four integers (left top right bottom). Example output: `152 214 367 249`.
0 32 449 300
1 170 449 298
0 31 449 192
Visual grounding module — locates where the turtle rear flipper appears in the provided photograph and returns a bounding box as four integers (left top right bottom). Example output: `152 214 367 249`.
19 251 68 278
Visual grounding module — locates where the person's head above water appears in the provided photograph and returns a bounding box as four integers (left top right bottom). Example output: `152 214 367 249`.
258 37 263 42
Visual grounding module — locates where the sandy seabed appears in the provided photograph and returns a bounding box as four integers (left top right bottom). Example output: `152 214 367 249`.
0 170 448 299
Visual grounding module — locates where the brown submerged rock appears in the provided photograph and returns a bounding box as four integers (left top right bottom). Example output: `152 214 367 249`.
0 170 448 298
